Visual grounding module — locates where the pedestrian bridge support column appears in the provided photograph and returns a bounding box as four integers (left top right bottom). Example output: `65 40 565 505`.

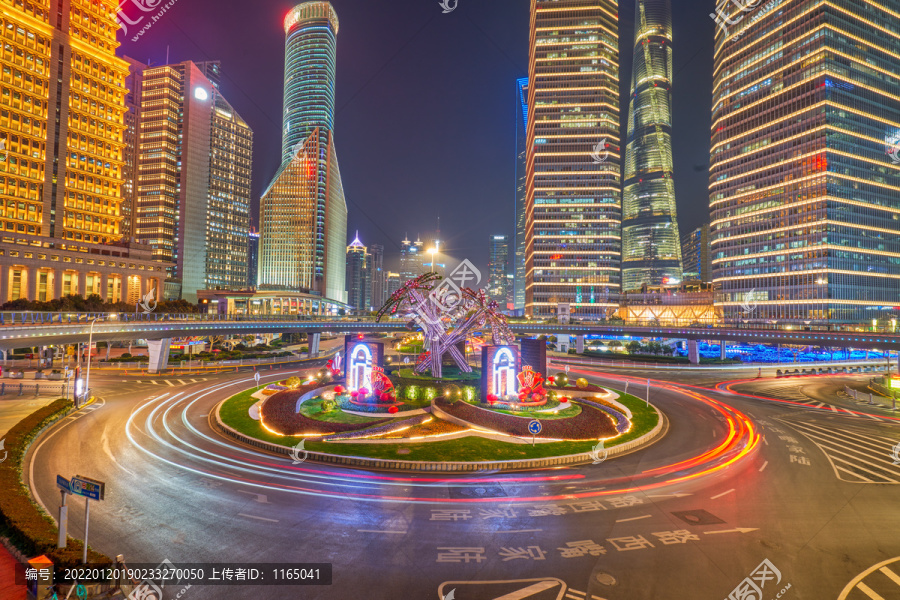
576 335 585 354
720 342 727 361
557 335 570 353
688 340 700 365
309 333 321 358
147 339 171 374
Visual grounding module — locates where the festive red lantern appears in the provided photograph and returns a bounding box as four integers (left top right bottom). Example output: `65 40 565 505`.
334 385 344 394
350 390 358 399
548 376 556 384
559 396 569 403
359 387 369 397
532 393 542 402
388 406 399 414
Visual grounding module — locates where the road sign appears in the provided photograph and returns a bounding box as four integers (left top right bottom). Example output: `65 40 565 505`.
70 475 104 501
254 372 261 383
528 420 542 435
56 475 70 493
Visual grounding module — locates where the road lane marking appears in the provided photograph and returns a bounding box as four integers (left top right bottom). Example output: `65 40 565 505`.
880 566 900 586
493 581 560 600
711 489 735 499
238 513 278 522
857 582 886 600
357 529 406 534
759 461 768 472
165 380 175 386
616 514 652 523
498 529 543 533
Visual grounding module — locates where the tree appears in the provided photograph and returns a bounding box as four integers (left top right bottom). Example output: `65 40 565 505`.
626 341 642 355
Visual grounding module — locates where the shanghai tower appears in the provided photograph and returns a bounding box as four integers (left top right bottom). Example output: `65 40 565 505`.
621 0 682 290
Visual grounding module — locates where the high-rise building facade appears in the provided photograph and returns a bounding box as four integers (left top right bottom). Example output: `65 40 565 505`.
525 0 621 319
488 235 510 306
710 0 900 324
621 0 682 290
248 228 260 288
399 236 424 283
345 234 370 311
134 61 253 302
514 77 529 310
369 243 385 309
259 2 347 303
0 1 164 305
385 272 401 299
681 223 710 283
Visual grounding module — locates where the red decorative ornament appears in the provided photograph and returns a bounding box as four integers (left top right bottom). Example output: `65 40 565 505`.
358 388 369 397
350 390 358 398
559 396 569 403
388 406 399 414
333 385 344 394
532 393 543 402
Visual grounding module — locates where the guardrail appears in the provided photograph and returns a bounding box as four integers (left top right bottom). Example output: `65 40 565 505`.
0 311 895 334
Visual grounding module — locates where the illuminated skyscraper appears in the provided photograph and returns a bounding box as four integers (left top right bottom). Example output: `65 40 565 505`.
710 0 900 324
135 62 253 301
399 236 424 282
345 234 370 311
0 1 165 305
621 0 681 290
525 0 621 319
259 1 347 302
514 77 528 310
489 235 510 307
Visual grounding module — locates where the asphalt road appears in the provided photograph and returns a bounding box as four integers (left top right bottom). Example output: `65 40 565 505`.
21 364 900 600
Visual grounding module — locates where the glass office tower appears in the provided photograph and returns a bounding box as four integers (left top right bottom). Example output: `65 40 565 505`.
259 1 347 302
710 0 900 325
525 0 621 319
621 0 682 290
514 77 529 311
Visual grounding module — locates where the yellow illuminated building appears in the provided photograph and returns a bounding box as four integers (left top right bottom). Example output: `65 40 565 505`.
0 0 162 304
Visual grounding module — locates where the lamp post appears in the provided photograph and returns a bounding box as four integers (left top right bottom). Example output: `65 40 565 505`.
428 247 438 274
84 317 98 404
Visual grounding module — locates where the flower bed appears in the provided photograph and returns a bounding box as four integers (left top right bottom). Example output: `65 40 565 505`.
577 397 631 434
323 415 431 441
260 385 381 435
434 397 617 440
367 418 468 439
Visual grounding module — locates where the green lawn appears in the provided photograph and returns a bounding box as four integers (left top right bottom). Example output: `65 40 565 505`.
299 399 380 424
218 386 661 462
490 404 582 420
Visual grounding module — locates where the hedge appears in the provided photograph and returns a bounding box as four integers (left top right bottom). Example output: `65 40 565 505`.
0 398 111 569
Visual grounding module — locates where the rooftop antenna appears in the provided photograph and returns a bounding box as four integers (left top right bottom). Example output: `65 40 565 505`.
166 45 170 65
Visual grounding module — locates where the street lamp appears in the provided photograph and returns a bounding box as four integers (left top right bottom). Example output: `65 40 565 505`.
428 247 438 273
83 317 98 405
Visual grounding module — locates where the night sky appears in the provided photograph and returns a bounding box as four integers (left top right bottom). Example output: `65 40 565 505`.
120 0 714 276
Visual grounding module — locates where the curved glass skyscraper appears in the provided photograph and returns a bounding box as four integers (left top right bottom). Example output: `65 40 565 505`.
621 0 682 291
282 1 338 162
259 1 347 303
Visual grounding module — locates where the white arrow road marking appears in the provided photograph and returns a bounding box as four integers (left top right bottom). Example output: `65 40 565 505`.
711 489 735 499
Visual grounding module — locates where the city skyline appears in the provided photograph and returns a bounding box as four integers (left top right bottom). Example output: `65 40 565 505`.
119 0 715 274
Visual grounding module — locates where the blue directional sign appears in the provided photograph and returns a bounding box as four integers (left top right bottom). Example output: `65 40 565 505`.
70 475 104 501
528 420 542 435
56 475 70 493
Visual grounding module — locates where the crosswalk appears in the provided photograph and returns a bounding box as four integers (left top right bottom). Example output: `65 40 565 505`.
123 378 208 386
755 385 886 422
780 419 900 483
839 556 900 600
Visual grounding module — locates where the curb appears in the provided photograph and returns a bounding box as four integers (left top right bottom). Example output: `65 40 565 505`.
211 394 667 472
